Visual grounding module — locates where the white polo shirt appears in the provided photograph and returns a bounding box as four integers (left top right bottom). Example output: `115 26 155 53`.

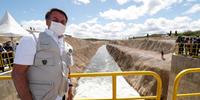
14 29 73 66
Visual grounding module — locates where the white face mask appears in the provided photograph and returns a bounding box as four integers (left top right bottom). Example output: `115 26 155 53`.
49 21 66 36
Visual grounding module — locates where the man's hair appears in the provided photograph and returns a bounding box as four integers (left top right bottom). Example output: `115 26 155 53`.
45 8 68 22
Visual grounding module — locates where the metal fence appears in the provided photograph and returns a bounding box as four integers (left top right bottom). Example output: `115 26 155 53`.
0 52 14 72
172 68 200 100
69 71 162 100
175 43 200 58
0 71 163 100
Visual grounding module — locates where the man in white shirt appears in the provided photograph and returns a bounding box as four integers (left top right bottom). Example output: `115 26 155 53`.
12 8 73 100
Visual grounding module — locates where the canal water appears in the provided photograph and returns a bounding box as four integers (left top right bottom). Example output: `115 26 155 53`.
74 45 140 98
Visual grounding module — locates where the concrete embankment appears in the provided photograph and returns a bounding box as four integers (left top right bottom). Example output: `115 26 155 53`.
106 39 176 100
106 38 199 100
0 71 18 100
65 37 106 68
167 55 200 100
109 39 175 54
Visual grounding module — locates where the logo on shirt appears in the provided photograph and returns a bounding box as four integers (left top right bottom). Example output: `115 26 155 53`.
42 60 47 65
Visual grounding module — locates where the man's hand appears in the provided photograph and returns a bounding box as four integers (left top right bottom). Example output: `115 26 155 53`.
67 86 73 100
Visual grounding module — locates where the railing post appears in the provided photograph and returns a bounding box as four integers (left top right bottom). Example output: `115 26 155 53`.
172 68 200 100
154 73 162 100
112 75 116 100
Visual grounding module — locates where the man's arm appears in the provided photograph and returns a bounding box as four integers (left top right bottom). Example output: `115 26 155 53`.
67 86 73 100
67 66 74 100
12 64 33 100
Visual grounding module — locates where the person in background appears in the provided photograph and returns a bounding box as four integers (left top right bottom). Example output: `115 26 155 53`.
12 8 74 100
3 41 13 52
0 43 6 52
13 42 19 50
161 50 165 60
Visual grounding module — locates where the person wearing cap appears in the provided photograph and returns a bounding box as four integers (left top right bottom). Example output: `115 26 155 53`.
12 8 74 100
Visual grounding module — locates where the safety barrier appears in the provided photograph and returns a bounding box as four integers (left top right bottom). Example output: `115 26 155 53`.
175 43 200 58
0 71 162 100
0 52 14 71
0 76 11 80
1 68 199 100
69 71 162 100
172 68 200 100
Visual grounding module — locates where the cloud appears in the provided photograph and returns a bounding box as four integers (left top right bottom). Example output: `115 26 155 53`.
99 0 130 4
20 20 47 32
100 5 146 20
190 19 200 31
127 16 192 36
73 0 90 5
104 22 126 32
185 4 200 14
116 0 130 5
66 18 127 39
86 17 98 24
20 16 199 39
100 0 183 20
145 16 191 30
66 16 194 39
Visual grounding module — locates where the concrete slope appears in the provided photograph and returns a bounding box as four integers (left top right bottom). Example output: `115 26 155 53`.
106 40 175 100
109 39 176 54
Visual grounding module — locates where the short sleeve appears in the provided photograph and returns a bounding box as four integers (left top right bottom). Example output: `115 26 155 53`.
14 35 37 65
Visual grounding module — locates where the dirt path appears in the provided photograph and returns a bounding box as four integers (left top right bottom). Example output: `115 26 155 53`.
111 44 172 70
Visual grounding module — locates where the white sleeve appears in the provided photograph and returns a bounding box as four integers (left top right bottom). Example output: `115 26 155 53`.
14 35 37 65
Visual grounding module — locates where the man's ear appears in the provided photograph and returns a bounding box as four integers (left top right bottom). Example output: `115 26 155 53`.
46 20 51 29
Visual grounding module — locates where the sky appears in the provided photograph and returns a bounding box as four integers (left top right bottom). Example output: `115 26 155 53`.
0 0 200 39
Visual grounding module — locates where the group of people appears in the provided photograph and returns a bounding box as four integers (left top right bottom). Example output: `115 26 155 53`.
0 41 16 71
176 36 200 57
0 41 17 52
